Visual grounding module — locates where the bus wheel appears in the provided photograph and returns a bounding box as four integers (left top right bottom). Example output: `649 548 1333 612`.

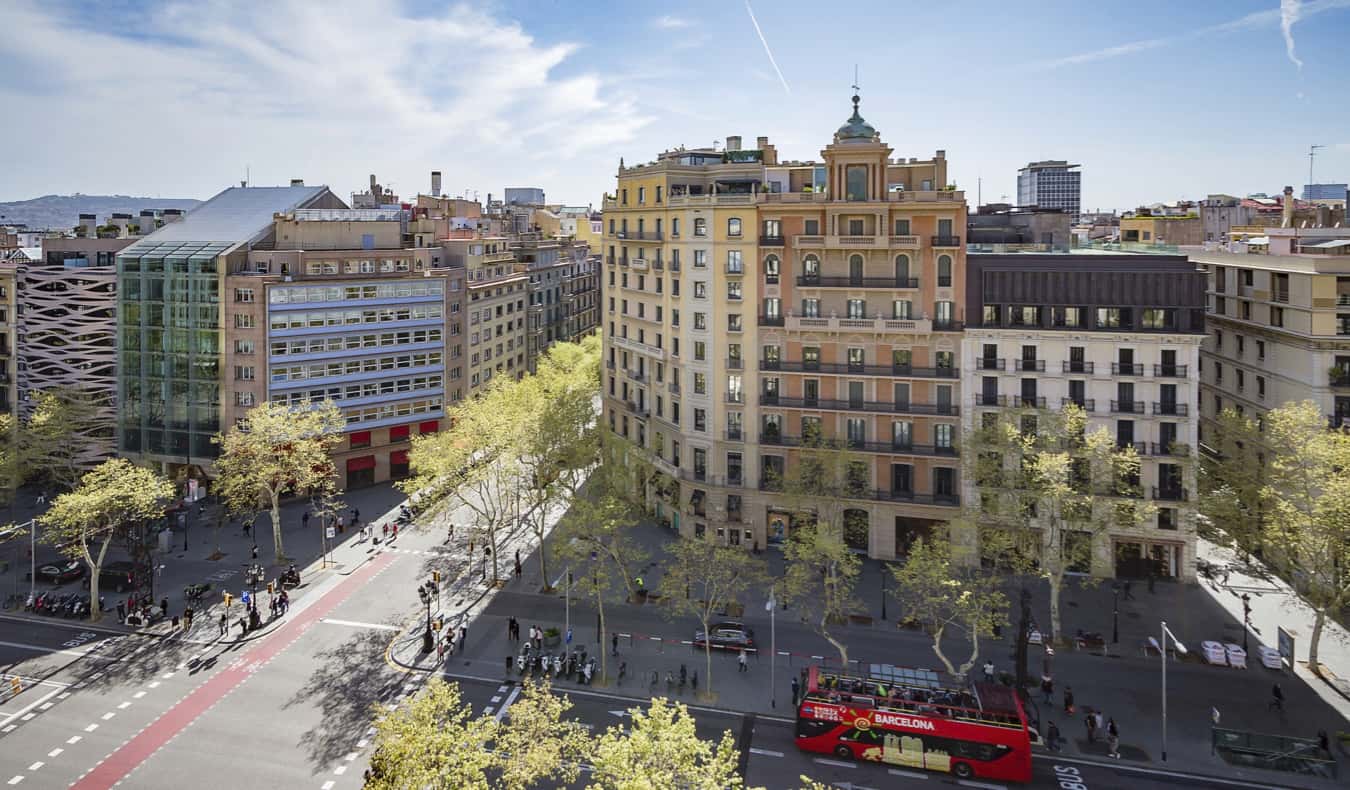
833 745 852 760
952 762 973 779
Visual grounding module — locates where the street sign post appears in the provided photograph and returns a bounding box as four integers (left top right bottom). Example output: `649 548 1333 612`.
1277 627 1296 669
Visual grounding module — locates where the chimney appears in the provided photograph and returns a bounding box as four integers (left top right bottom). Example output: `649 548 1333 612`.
1282 185 1295 228
290 178 304 187
431 171 442 197
726 135 742 151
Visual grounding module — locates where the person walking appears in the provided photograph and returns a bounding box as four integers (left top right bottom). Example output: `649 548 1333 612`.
1046 721 1062 751
514 557 522 579
160 597 169 619
184 607 194 631
507 617 516 641
791 676 801 706
302 510 310 529
1084 710 1097 743
1122 580 1135 600
458 625 467 649
1269 682 1284 712
218 612 228 637
1063 685 1075 714
251 544 259 561
242 518 251 539
738 649 748 673
116 600 127 623
982 660 995 683
612 633 619 657
1106 717 1120 758
1041 675 1054 704
337 515 345 534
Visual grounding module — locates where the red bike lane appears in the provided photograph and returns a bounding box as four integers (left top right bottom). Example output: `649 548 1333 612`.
70 552 397 790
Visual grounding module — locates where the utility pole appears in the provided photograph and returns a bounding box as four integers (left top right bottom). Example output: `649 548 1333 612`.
1309 144 1325 197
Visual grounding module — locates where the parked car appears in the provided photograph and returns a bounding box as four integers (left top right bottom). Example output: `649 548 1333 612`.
101 561 142 593
693 621 755 650
34 560 85 584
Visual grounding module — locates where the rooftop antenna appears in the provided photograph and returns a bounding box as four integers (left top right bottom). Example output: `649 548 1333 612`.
977 177 982 207
1308 144 1326 196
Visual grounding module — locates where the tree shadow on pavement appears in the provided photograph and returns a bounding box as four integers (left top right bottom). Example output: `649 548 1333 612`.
285 627 407 775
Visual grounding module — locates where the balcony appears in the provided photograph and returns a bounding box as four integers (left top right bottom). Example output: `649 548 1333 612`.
795 235 825 246
1152 402 1187 416
784 314 941 334
615 231 663 242
725 392 745 404
1272 290 1289 304
758 434 958 459
670 260 681 273
758 314 786 327
760 235 786 247
977 358 1006 371
606 255 615 266
975 394 1005 406
758 394 959 416
1153 486 1189 502
625 368 647 383
1329 368 1350 388
726 357 743 370
605 359 615 370
1150 442 1191 457
1015 359 1046 372
1153 364 1188 377
612 335 664 361
1110 400 1145 414
725 429 744 442
933 320 964 332
758 359 959 379
866 489 960 508
796 275 920 289
1119 441 1148 455
1062 361 1095 374
668 381 680 395
1111 363 1145 376
726 264 744 276
827 235 880 248
1061 398 1096 412
631 258 649 272
889 235 921 248
931 235 962 248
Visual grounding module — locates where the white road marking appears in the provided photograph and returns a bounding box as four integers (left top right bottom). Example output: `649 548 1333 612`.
957 781 1006 790
66 736 81 744
83 724 98 732
321 783 334 790
333 765 347 776
24 764 40 772
344 752 357 762
117 702 131 709
319 618 400 632
133 691 146 699
161 673 175 679
0 726 13 733
46 749 62 758
483 706 494 715
147 682 160 689
38 703 53 711
890 768 928 779
19 714 34 721
101 712 115 721
6 776 22 785
749 748 784 757
356 738 368 748
57 692 69 699
814 758 854 769
490 695 501 703
0 640 96 659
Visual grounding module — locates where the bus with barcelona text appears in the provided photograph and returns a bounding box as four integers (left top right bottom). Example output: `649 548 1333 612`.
794 664 1033 783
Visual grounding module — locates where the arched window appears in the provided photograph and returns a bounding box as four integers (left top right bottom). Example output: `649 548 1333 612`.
849 254 864 283
894 254 911 284
937 254 952 287
802 254 820 278
764 254 780 284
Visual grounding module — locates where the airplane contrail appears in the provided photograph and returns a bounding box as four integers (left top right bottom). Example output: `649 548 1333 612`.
745 0 790 94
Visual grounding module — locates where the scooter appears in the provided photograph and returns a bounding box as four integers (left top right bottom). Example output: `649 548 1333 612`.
516 645 533 675
581 657 596 685
569 647 588 680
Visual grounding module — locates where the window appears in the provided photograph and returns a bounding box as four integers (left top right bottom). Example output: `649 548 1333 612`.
1271 306 1283 327
693 341 706 361
1141 309 1172 329
802 298 819 317
234 288 255 303
802 254 820 277
935 424 953 449
694 312 707 330
1256 340 1265 359
846 164 868 201
1215 296 1226 315
234 391 255 406
694 249 707 268
763 220 781 239
693 407 706 430
1096 308 1123 328
234 314 255 329
937 255 952 287
728 314 743 332
1236 335 1245 356
892 300 912 319
894 218 911 235
847 299 866 319
672 218 680 236
638 186 646 204
1257 376 1266 398
764 255 780 284
727 218 742 237
727 250 743 273
727 282 742 300
235 365 256 381
694 281 707 299
804 219 820 235
763 298 782 319
693 218 707 237
234 339 255 354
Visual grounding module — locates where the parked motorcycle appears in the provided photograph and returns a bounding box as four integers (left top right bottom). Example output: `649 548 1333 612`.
552 653 565 678
581 657 596 685
516 645 534 675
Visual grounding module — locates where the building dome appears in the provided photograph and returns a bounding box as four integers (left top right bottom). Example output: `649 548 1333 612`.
835 94 877 141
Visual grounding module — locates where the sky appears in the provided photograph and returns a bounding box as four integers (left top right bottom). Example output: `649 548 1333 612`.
3 0 1350 212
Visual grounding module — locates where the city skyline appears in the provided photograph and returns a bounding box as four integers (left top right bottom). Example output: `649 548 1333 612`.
3 0 1350 212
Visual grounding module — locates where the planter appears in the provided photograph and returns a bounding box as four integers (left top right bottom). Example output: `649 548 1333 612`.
543 629 562 649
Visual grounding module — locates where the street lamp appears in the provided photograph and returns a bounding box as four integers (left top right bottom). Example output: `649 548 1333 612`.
880 563 887 621
1111 583 1120 644
1241 594 1251 652
418 582 434 654
1159 620 1188 762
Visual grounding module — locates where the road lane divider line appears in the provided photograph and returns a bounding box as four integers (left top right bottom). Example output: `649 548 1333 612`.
320 618 400 632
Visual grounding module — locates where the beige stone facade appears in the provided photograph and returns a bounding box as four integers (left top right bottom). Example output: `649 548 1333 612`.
443 237 530 397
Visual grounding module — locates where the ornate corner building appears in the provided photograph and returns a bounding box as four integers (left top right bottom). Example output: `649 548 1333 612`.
601 96 967 558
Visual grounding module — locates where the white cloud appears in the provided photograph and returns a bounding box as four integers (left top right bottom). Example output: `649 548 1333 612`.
0 0 652 202
653 15 691 29
1281 0 1304 70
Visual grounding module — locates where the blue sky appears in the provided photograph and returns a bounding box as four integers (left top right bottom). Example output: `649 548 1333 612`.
3 0 1349 211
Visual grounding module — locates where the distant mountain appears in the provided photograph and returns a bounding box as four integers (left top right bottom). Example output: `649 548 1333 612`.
0 194 202 231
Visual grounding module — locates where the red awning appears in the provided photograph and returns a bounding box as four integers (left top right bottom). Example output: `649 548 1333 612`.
349 430 371 445
346 455 376 472
418 420 440 434
389 425 410 441
390 449 409 465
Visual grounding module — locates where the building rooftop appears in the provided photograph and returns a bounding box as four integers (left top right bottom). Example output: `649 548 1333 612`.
122 185 335 252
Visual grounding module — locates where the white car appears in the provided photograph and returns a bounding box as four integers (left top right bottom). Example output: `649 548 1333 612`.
1223 643 1247 669
1200 640 1228 666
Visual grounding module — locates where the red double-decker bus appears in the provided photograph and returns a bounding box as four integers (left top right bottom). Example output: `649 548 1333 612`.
794 665 1032 783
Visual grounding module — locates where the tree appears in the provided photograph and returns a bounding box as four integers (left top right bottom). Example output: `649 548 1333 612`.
512 337 600 590
494 679 592 790
774 439 866 667
588 697 744 790
1199 408 1265 559
966 405 1152 646
366 678 498 790
553 449 649 685
662 536 768 700
890 536 1007 679
406 378 524 585
0 388 105 506
40 459 174 621
214 400 344 564
1249 402 1350 672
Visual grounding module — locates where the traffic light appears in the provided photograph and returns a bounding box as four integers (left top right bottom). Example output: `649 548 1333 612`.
223 592 233 608
432 570 441 584
432 619 442 632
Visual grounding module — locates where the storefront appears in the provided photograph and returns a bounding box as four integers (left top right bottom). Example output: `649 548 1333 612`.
346 455 376 489
389 449 410 480
1113 539 1181 579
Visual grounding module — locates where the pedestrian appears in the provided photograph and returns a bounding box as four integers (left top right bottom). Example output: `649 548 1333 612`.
280 590 289 613
1122 579 1135 600
507 617 516 641
679 664 687 690
160 597 169 619
337 515 345 534
116 601 127 623
506 655 513 675
459 625 467 649
1269 682 1284 712
184 607 194 630
1085 710 1097 743
1148 570 1156 593
242 518 251 538
533 626 541 650
353 508 360 525
1318 729 1330 756
738 649 748 673
612 633 619 656
302 510 310 529
514 558 522 579
251 544 259 561
237 616 248 635
1106 717 1120 759
1063 685 1075 714
691 671 698 693
218 613 228 637
791 676 801 705
983 660 995 682
1041 675 1054 704
1045 721 1061 751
